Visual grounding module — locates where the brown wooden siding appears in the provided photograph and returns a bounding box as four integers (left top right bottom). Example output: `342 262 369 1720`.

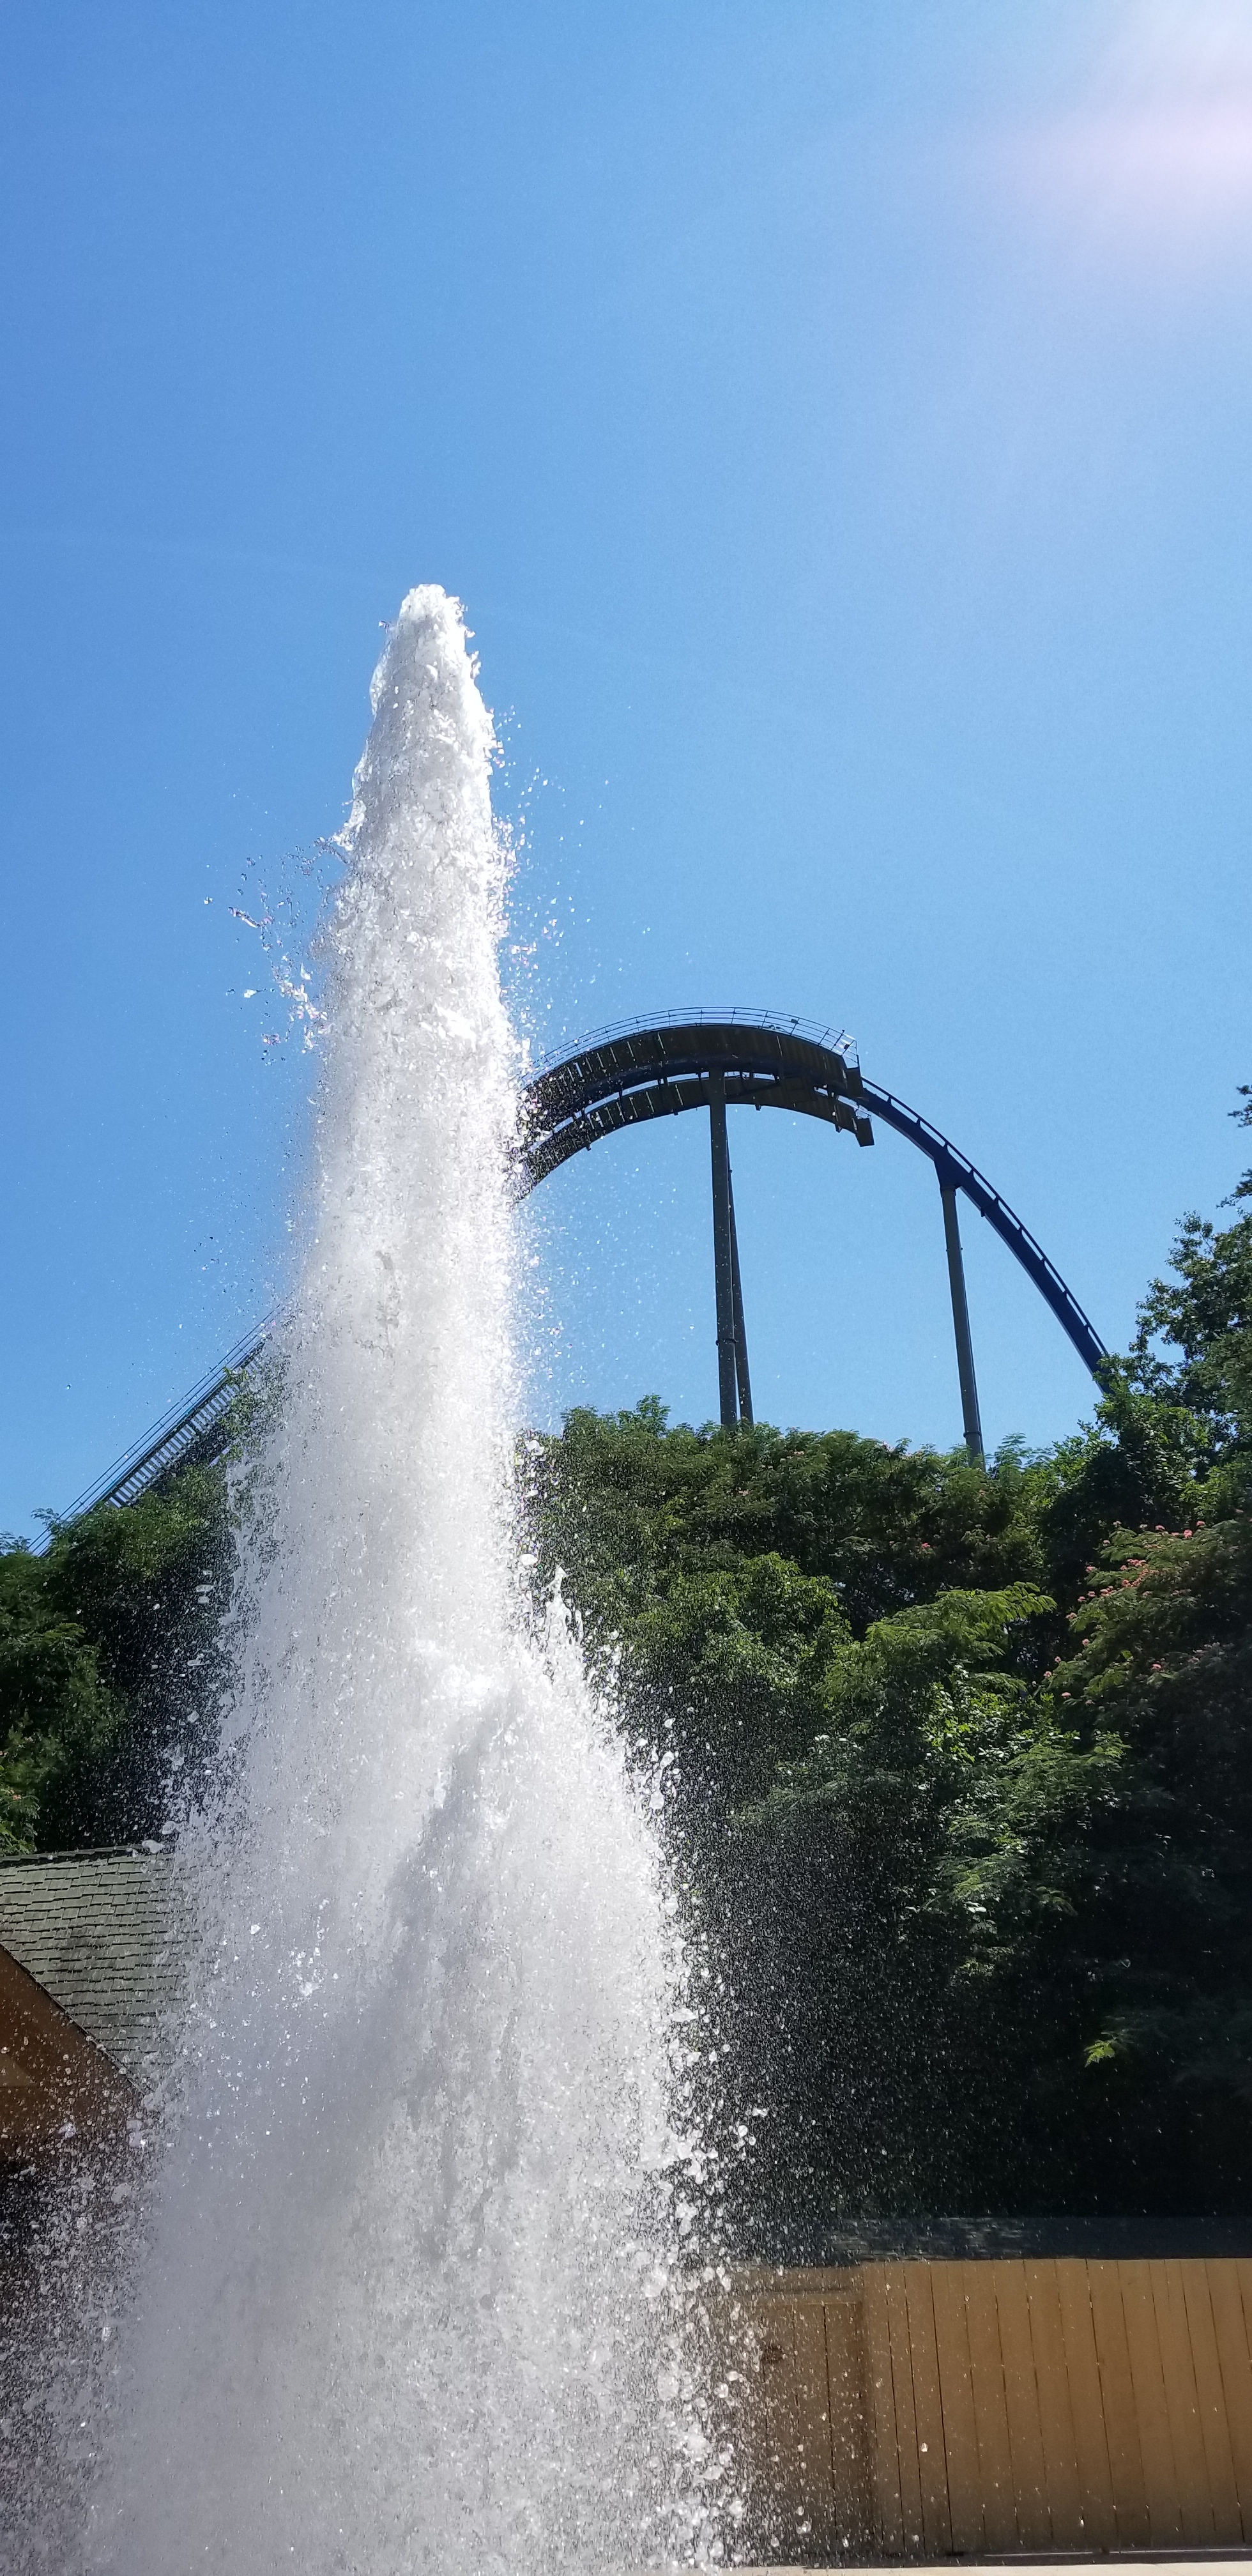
730 2257 1252 2560
0 1940 135 2158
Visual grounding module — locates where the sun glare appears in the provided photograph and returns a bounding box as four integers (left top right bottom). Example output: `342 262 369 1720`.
1010 0 1252 264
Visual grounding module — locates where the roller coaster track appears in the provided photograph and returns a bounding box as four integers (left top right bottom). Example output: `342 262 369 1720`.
50 1009 1106 1524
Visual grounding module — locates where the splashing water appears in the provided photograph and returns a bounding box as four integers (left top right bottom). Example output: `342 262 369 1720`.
81 591 714 2573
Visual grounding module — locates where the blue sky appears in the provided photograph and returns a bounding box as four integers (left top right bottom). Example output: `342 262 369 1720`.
3 0 1250 1537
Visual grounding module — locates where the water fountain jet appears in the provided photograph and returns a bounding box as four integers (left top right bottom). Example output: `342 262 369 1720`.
78 590 710 2576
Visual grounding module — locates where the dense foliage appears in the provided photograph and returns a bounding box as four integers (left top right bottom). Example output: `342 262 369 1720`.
1 1094 1248 2230
0 1467 229 1852
526 1092 1252 2235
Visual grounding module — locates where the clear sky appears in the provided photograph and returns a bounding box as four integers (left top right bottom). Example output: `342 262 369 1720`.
3 0 1250 1537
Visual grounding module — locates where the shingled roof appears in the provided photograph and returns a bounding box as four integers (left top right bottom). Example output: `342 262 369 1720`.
0 1848 186 2091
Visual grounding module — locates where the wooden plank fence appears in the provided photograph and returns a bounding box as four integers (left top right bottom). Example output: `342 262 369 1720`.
728 2258 1252 2560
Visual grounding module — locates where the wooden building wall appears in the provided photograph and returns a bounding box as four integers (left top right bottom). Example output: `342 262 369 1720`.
0 1940 134 2159
733 2257 1252 2561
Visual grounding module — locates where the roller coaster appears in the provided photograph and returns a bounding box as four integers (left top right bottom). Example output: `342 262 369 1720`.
55 1008 1107 1523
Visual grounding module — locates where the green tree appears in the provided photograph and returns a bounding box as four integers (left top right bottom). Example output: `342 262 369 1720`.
1125 1088 1252 1482
720 1583 1114 2237
530 1402 1051 1646
0 1550 122 1849
0 1463 229 1850
528 1089 1252 2226
616 1550 848 1808
1039 1511 1252 2202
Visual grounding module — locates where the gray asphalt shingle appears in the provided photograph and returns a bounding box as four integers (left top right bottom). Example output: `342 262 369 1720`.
0 1848 185 2088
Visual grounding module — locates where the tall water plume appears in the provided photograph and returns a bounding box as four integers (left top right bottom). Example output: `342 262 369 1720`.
84 590 712 2573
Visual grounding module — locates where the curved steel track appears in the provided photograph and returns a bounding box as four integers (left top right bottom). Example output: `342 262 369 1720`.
522 1013 1106 1377
61 1009 1106 1521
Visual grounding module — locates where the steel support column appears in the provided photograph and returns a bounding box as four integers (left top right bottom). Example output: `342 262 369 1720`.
708 1069 739 1427
940 1179 984 1464
728 1167 754 1427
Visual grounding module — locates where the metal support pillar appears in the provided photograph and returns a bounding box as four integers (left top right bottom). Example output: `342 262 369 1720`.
940 1179 984 1464
708 1069 739 1427
728 1168 753 1426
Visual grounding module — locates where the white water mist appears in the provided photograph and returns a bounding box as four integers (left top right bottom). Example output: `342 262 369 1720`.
86 590 712 2574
